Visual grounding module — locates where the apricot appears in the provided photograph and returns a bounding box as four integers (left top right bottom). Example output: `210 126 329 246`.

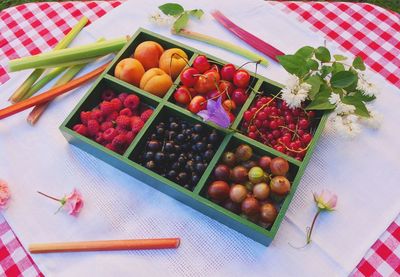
139 68 172 97
159 48 188 79
133 41 164 71
114 58 145 87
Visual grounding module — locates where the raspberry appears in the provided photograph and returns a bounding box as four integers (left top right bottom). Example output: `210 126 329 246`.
90 109 103 122
111 134 127 150
110 98 123 111
103 127 118 142
118 93 129 103
116 115 131 130
102 89 116 101
119 108 132 117
105 143 117 152
87 119 100 136
140 109 153 122
130 116 145 133
116 126 128 135
100 121 114 132
95 132 104 144
80 111 91 125
73 124 88 136
124 94 140 110
106 111 118 122
100 101 115 115
131 110 139 116
126 131 136 143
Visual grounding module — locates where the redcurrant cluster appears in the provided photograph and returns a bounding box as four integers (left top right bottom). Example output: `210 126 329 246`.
241 96 316 160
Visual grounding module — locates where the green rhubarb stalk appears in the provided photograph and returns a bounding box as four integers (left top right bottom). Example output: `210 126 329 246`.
173 29 268 67
9 16 89 103
27 64 87 125
20 67 67 101
9 38 127 72
27 39 106 125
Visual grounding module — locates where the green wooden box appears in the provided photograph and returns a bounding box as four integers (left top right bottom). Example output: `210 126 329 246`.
60 28 328 246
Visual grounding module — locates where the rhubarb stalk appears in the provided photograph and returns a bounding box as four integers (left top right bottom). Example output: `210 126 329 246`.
211 10 284 62
8 38 126 72
173 29 268 67
9 16 89 103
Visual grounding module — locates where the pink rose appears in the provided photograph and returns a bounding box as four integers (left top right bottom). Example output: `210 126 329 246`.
0 180 10 209
313 189 338 211
38 188 84 217
64 189 84 216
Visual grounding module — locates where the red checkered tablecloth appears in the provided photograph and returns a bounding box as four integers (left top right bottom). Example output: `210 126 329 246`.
0 1 399 276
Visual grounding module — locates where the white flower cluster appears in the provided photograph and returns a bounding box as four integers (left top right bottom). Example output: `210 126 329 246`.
281 75 311 109
357 72 379 97
328 72 381 138
149 12 175 27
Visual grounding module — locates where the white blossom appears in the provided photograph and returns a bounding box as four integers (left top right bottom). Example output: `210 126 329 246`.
357 72 379 97
330 114 361 138
335 102 356 115
281 75 311 108
360 108 383 129
328 93 356 115
328 93 340 105
149 12 175 26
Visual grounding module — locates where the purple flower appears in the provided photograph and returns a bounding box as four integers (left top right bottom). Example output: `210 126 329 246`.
197 97 230 128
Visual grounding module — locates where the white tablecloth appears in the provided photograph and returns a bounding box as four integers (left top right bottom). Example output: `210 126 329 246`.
1 0 399 276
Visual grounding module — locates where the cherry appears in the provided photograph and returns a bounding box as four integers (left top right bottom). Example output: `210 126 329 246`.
188 96 207 113
231 88 248 106
301 133 312 144
180 67 199 87
298 118 309 129
173 86 192 105
220 64 236 81
194 70 220 94
243 111 253 121
233 69 250 88
192 55 210 73
218 80 234 96
207 89 227 101
222 99 237 112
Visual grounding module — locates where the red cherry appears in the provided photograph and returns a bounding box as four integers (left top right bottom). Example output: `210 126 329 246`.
301 133 312 144
220 64 236 81
299 118 309 129
218 80 234 96
227 112 235 123
180 67 199 87
194 70 220 94
222 99 237 112
207 89 227 101
243 111 253 121
233 69 250 88
193 55 211 73
173 86 191 105
188 95 207 113
231 88 248 106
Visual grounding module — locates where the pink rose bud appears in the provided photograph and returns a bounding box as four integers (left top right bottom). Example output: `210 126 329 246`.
0 180 11 209
63 189 84 216
313 189 337 211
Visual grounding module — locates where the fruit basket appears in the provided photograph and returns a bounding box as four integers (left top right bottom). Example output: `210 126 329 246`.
60 28 328 246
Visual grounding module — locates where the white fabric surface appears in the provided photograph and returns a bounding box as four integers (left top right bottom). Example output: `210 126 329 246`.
1 0 399 276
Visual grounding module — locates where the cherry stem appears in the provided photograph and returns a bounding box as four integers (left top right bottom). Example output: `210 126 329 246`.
306 210 321 244
37 191 61 202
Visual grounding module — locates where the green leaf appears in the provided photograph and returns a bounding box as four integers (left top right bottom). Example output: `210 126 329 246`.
320 65 333 78
330 71 357 88
333 54 347 61
306 92 335 110
173 12 189 33
352 56 366 71
332 62 346 74
159 3 184 16
315 46 331 62
342 96 370 117
306 59 319 71
277 54 308 77
351 90 376 102
295 46 314 59
189 9 204 19
305 75 322 100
